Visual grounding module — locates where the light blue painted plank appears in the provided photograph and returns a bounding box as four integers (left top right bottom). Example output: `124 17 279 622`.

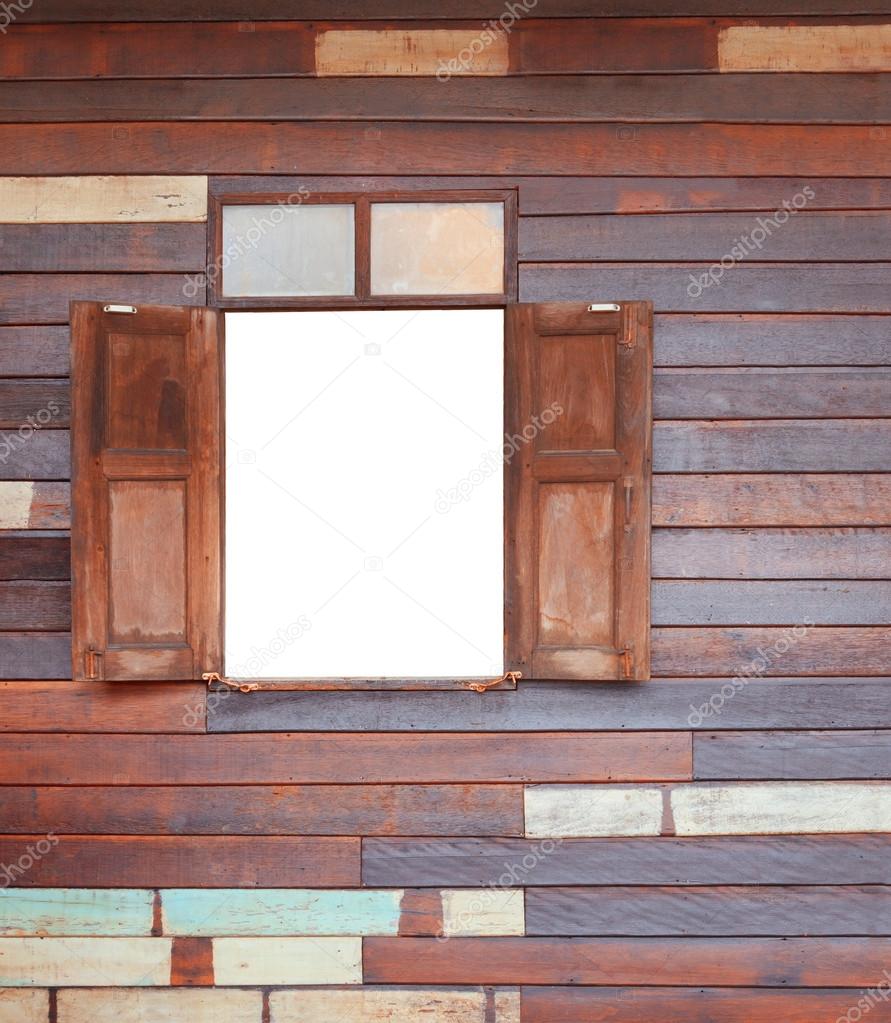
0 889 153 936
161 889 403 936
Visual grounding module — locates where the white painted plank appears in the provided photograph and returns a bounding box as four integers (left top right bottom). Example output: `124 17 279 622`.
212 937 361 985
57 988 262 1023
270 987 520 1022
0 177 207 223
0 938 171 986
673 782 891 836
0 988 47 1023
316 29 509 76
441 889 524 936
0 483 32 529
525 785 663 838
719 25 891 71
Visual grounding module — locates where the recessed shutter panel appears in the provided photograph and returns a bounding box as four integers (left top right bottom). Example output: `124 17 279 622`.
70 302 222 681
505 301 652 681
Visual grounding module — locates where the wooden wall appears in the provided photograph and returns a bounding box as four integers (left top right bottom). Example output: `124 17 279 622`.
0 4 889 1020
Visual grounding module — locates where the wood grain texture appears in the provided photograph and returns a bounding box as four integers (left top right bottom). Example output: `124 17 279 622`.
0 785 524 836
0 380 69 429
270 988 520 1022
0 483 70 529
0 889 153 937
525 786 664 837
696 730 891 780
720 24 891 71
0 328 69 376
0 535 69 580
170 936 214 986
316 28 509 75
0 432 69 479
0 937 171 986
212 936 361 985
441 889 525 936
0 836 359 887
0 581 70 629
525 884 891 935
0 633 69 679
57 989 261 1023
0 733 692 785
363 835 891 886
0 990 46 1023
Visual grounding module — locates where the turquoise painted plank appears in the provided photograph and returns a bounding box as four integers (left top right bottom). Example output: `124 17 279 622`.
161 889 403 936
0 889 153 936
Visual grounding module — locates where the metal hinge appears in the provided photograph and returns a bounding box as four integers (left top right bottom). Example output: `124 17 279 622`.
103 304 138 314
85 648 103 680
620 648 634 680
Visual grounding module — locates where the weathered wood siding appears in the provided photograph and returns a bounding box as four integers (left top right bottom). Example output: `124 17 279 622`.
0 4 889 1019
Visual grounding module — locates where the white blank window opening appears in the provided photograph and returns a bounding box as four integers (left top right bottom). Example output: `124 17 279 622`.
225 309 505 679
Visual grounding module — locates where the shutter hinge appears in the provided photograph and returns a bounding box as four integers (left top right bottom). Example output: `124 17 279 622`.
620 647 634 680
623 477 634 530
85 647 103 680
103 304 138 314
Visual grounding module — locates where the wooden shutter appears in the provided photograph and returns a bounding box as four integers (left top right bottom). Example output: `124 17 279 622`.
505 301 652 681
70 302 222 681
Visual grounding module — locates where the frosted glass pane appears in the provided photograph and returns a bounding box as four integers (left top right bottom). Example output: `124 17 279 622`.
370 202 504 296
222 204 355 297
225 309 504 679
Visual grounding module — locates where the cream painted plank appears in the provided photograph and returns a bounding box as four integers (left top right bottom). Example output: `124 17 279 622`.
270 988 520 1022
315 29 509 76
442 889 525 936
525 785 664 838
0 889 153 936
212 937 361 985
673 783 891 836
719 25 891 71
58 989 261 1023
0 482 32 528
0 938 171 986
0 988 47 1023
0 177 207 223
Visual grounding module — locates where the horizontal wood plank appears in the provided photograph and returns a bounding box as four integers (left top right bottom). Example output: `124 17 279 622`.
0 990 46 1023
0 432 69 479
0 380 69 429
213 936 361 985
0 581 70 630
0 328 69 376
0 633 69 678
0 535 69 579
270 988 520 1023
316 27 509 75
0 937 171 986
525 785 664 837
57 990 261 1023
0 889 153 937
720 23 891 71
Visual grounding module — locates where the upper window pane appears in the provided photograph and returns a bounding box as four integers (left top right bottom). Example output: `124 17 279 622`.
370 202 504 296
222 204 355 297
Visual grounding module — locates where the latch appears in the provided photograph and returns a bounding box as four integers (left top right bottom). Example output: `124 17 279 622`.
84 648 103 680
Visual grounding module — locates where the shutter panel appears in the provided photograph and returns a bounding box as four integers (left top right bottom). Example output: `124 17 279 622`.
71 302 222 681
505 301 652 681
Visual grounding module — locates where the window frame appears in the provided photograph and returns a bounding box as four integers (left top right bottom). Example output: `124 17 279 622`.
207 188 519 310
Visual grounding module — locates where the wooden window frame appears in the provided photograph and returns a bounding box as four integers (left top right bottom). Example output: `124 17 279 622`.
207 189 519 310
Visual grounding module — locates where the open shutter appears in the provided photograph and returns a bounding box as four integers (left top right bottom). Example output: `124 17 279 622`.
505 301 652 680
71 302 222 681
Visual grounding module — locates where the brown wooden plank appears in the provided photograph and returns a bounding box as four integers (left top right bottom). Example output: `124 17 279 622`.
0 431 69 479
2 124 888 176
0 380 69 429
521 212 891 262
363 935 891 985
170 937 214 986
654 421 891 472
0 732 692 785
523 987 891 1022
0 581 69 630
0 327 69 377
0 835 358 887
5 75 890 123
0 534 69 580
653 474 891 526
0 276 202 326
652 626 891 677
0 224 205 273
0 681 205 733
522 263 891 312
719 23 891 72
525 885 891 935
0 632 69 678
0 482 71 529
695 730 891 780
0 785 524 835
653 527 891 579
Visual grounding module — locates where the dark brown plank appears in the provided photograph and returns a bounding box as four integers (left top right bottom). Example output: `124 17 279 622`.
2 124 887 176
654 314 891 366
363 834 891 886
0 327 69 377
0 430 69 479
0 632 70 678
653 528 891 579
0 732 692 785
363 935 891 985
0 835 358 887
654 421 891 472
0 380 69 429
0 276 202 326
652 581 891 626
652 626 890 677
525 885 891 935
170 937 214 986
653 474 891 527
0 224 206 273
522 263 891 312
522 212 891 262
0 534 69 580
655 368 891 419
5 75 890 123
0 681 206 733
0 785 524 835
695 730 891 780
0 581 69 630
523 987 891 1023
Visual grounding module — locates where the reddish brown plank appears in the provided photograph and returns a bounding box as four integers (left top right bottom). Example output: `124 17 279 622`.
0 785 524 836
0 732 692 785
170 937 214 986
0 835 358 887
363 935 891 985
0 535 69 580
